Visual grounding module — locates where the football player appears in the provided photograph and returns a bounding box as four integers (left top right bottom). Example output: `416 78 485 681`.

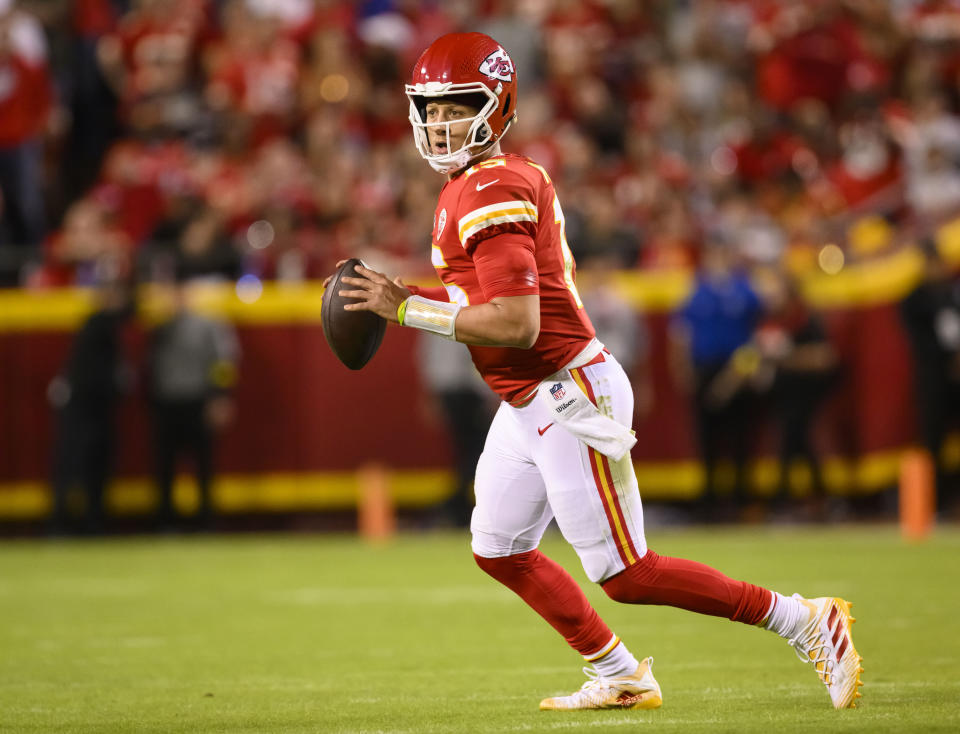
329 32 862 711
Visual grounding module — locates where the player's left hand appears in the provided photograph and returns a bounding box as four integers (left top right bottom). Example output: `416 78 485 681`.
338 264 411 323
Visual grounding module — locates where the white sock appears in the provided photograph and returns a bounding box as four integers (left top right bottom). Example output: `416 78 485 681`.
587 636 639 679
763 592 813 639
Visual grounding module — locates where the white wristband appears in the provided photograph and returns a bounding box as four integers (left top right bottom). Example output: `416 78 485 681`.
399 295 461 339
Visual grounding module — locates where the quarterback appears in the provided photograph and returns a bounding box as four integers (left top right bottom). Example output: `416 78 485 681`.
330 32 862 711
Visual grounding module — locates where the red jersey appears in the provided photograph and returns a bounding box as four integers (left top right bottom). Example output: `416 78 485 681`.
416 153 595 404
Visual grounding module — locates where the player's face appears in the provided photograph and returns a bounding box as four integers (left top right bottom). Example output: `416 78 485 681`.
424 100 480 155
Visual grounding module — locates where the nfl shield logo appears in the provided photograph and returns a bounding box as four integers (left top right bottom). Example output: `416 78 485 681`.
550 383 566 401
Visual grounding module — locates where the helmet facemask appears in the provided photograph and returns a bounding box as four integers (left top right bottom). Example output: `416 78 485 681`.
406 83 505 174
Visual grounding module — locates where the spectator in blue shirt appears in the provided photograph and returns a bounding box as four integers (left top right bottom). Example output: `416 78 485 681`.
673 242 762 519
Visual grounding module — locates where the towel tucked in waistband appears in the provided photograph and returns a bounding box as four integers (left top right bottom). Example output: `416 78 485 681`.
535 340 637 461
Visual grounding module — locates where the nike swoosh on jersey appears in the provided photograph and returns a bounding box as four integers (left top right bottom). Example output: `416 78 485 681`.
537 423 555 436
476 179 500 191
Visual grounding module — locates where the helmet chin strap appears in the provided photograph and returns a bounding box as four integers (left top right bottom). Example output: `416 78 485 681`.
430 141 503 175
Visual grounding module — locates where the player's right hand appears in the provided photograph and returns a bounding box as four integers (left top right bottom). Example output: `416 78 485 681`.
324 261 409 303
339 264 411 323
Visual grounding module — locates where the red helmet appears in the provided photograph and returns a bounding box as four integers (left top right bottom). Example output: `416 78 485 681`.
406 32 518 173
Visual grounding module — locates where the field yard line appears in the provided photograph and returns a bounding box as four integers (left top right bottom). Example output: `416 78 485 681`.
505 720 662 730
341 718 719 733
266 585 517 605
337 716 720 733
5 576 151 597
863 680 960 688
117 636 166 647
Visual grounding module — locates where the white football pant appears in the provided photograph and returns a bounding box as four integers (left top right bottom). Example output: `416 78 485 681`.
471 347 647 583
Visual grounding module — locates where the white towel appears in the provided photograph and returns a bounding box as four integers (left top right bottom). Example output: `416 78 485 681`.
536 366 637 461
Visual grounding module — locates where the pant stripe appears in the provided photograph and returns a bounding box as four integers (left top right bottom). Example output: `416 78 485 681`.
585 445 632 566
590 447 638 565
597 449 640 564
571 366 639 567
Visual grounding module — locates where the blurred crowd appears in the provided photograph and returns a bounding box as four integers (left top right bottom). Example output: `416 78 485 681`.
5 0 960 526
0 0 958 288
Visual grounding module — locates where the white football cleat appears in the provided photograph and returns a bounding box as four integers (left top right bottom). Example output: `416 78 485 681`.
539 656 663 711
788 596 864 709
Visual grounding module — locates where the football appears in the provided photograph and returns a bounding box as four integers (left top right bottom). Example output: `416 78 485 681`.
321 258 387 370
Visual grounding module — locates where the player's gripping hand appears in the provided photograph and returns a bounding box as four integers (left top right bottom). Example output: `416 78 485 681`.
329 260 411 324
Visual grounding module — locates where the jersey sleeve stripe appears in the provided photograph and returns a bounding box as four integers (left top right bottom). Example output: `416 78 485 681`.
458 200 538 232
460 212 538 244
458 201 538 244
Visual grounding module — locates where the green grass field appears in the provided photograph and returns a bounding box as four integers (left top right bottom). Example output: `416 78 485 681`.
1 525 958 733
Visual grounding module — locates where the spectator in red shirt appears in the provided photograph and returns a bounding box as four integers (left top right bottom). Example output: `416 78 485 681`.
204 1 303 147
821 113 903 216
0 1 53 278
96 0 209 118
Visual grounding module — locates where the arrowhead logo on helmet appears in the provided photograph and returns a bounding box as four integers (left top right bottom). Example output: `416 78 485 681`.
479 47 515 82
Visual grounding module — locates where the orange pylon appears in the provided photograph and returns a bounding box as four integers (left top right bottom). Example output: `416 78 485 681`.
357 463 395 541
899 448 935 541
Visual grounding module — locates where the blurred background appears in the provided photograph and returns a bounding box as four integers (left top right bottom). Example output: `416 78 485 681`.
2 0 960 535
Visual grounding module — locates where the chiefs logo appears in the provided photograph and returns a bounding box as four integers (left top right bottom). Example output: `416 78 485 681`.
479 47 514 82
437 208 447 237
